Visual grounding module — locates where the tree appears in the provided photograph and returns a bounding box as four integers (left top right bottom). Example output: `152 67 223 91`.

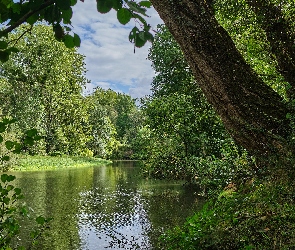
1 0 295 160
149 0 295 159
146 25 227 158
0 24 90 155
86 87 143 159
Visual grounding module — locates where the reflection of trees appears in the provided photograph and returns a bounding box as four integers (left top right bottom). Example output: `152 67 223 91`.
79 162 203 249
12 162 203 249
79 164 152 249
13 167 94 250
140 185 205 248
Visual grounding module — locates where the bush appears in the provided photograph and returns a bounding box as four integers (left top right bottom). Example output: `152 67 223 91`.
143 139 254 193
160 179 295 250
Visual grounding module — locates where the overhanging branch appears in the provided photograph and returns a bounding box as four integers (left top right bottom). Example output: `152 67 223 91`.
1 0 55 36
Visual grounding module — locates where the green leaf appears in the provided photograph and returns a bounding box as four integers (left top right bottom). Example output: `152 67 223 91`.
28 0 43 9
36 216 45 225
26 129 38 137
0 40 8 49
117 8 132 25
0 122 6 132
97 0 113 14
5 140 14 150
144 30 154 42
139 1 151 8
126 1 148 16
1 174 8 183
73 33 81 47
14 188 21 195
112 0 122 10
133 13 147 27
135 32 147 47
129 26 139 43
24 137 34 146
61 8 72 24
7 175 15 182
2 155 10 161
63 34 75 48
0 50 9 62
3 197 10 205
12 143 22 154
70 0 77 6
27 13 39 25
0 135 3 143
6 47 19 53
56 0 71 10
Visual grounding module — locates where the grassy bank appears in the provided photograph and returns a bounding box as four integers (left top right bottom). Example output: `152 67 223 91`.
12 155 112 171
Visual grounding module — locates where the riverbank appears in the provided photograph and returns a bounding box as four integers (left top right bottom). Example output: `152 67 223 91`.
12 155 112 171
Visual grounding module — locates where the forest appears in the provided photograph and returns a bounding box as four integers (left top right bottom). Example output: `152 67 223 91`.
1 0 295 249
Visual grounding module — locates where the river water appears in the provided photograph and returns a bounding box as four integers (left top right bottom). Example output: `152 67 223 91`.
11 161 203 250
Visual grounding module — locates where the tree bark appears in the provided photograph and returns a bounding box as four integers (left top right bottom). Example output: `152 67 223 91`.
150 0 290 157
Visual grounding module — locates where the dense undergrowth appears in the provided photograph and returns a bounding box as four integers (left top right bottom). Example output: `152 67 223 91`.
159 174 295 249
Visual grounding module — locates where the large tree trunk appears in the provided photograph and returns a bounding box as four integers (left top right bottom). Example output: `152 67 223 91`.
150 0 291 157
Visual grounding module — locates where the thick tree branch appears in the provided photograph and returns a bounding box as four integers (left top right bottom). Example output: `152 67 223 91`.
1 0 55 36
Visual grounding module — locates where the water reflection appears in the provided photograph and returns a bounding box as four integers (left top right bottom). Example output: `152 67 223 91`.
11 161 203 249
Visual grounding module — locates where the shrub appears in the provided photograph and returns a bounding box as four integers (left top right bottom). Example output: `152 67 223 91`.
160 180 295 250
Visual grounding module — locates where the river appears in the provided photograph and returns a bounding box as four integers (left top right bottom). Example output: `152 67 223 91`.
11 161 204 249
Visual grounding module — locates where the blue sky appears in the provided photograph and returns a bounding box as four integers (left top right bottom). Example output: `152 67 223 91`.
71 0 163 98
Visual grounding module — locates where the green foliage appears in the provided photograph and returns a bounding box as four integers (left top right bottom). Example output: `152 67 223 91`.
0 173 52 249
0 24 90 156
214 0 291 98
86 87 145 159
160 179 295 250
143 25 248 186
0 119 51 249
0 0 153 62
13 155 111 171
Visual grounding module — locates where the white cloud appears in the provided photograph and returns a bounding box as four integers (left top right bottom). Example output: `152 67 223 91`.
72 0 163 98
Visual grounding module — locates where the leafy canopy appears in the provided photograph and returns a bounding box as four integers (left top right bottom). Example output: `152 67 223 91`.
0 0 153 62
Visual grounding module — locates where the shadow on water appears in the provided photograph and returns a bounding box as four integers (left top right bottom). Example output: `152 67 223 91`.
11 161 205 249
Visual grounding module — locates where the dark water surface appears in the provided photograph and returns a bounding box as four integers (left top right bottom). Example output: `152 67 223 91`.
11 161 204 249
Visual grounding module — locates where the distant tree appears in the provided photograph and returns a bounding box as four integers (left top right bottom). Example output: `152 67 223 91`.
0 24 90 155
1 0 295 161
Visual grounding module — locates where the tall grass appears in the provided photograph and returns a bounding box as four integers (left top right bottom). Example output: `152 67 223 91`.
12 155 111 171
